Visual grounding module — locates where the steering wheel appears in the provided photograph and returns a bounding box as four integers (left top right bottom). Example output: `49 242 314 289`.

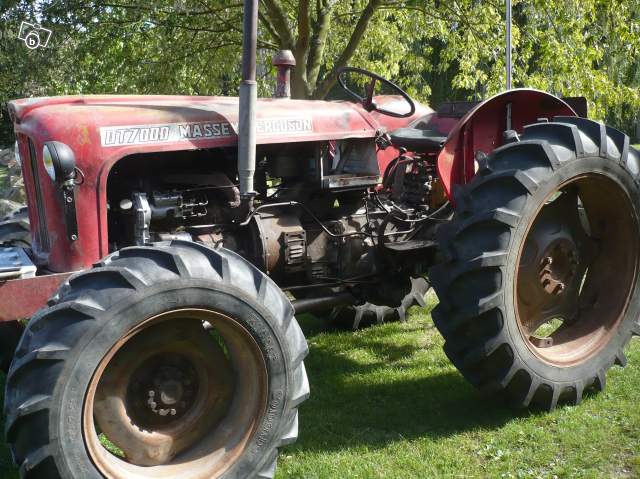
337 67 416 118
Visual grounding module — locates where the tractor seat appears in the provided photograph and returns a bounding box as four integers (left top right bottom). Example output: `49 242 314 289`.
389 127 447 151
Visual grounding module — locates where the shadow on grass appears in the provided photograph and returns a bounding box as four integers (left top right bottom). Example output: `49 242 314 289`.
0 313 529 474
292 313 526 454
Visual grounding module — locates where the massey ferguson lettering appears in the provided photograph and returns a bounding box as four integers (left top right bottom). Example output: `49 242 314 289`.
256 118 313 134
100 122 233 147
178 122 232 139
100 117 313 147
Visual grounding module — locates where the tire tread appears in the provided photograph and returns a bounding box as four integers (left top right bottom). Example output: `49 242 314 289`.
430 120 637 410
4 241 309 478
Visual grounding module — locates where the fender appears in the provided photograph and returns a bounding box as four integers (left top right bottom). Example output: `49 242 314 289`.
0 272 71 322
437 89 577 199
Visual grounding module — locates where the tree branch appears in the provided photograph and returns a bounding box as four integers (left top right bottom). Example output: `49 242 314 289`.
290 0 311 97
259 10 283 45
312 0 383 99
260 0 295 48
306 0 337 95
295 0 311 57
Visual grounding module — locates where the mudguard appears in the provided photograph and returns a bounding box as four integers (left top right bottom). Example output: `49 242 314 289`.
437 89 577 199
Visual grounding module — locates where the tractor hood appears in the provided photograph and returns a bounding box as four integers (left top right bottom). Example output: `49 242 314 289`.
9 95 427 156
9 94 429 273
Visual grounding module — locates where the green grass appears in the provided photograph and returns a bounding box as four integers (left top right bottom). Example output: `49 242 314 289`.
1 294 639 478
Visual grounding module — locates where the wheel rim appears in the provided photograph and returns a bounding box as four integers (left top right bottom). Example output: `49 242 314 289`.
83 309 268 479
515 173 639 366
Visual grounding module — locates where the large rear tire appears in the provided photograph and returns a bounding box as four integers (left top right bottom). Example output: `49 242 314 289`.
0 205 30 372
4 241 309 478
430 118 640 410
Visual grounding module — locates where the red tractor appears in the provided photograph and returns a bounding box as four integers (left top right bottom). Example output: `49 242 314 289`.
2 3 640 478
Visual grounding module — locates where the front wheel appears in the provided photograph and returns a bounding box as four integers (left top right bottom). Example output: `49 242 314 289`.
4 241 309 478
430 118 640 410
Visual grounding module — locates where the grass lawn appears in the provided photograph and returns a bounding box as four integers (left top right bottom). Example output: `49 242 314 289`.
1 293 639 478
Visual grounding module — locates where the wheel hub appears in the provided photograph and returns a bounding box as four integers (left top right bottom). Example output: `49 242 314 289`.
137 360 198 419
538 238 579 295
516 190 590 338
84 310 269 476
516 175 638 366
90 317 237 467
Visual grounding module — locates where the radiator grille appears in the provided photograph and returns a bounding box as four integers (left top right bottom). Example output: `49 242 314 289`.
27 138 50 251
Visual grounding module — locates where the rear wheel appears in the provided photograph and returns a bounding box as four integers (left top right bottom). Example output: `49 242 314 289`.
331 276 429 330
0 205 30 372
4 241 309 478
430 118 640 410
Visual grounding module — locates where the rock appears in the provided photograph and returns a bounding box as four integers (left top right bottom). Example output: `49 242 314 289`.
0 199 24 218
7 185 26 204
0 149 26 203
8 167 25 203
8 159 21 173
0 148 14 167
0 166 10 199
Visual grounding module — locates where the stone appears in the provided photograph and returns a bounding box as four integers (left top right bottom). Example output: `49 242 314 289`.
0 148 26 204
0 148 14 167
0 199 23 218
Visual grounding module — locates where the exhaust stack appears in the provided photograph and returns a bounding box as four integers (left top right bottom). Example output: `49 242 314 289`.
273 50 296 99
238 0 259 199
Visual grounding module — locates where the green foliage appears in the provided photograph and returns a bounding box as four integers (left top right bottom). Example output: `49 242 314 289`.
511 0 640 130
1 0 640 146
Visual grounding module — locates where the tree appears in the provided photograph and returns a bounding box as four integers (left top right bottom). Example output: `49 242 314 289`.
1 0 640 146
0 1 505 100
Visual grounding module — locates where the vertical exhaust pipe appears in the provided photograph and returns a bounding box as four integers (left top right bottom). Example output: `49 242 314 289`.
238 0 259 199
273 50 296 99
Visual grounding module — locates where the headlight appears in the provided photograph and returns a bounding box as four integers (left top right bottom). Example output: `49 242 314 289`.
43 144 56 180
42 142 76 183
14 141 21 166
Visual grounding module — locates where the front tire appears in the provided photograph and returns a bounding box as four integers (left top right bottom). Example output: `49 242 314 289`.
430 118 640 410
4 241 309 478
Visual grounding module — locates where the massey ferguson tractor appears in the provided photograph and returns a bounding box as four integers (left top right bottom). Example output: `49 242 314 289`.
2 2 640 478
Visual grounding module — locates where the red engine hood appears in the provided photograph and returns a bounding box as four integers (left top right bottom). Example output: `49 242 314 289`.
9 95 429 155
9 94 429 273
